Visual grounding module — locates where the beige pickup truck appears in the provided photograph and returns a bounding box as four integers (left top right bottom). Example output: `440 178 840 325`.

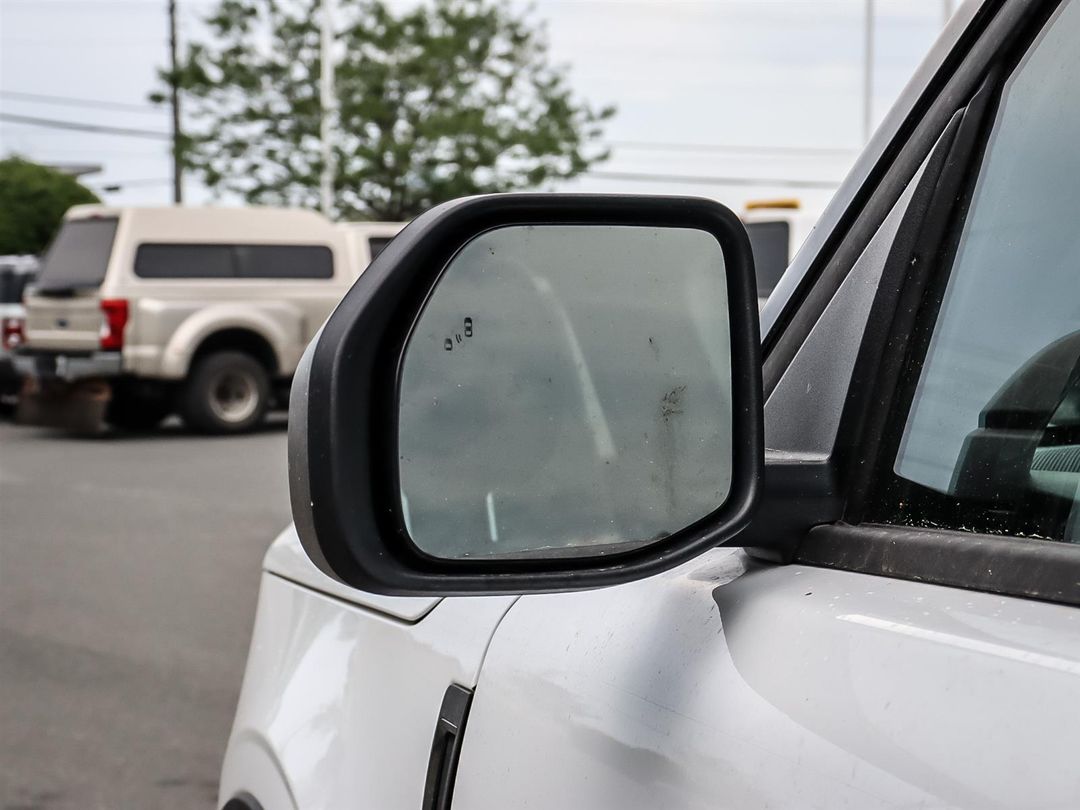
16 206 403 433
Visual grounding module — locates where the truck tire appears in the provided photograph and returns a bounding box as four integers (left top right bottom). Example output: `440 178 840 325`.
180 351 270 434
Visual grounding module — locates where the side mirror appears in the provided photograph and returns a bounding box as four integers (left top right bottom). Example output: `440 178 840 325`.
290 194 762 595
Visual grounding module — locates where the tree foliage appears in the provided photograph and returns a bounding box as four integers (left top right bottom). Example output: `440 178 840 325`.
0 157 100 255
159 0 614 220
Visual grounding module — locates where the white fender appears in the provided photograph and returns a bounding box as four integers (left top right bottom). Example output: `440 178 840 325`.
160 303 302 379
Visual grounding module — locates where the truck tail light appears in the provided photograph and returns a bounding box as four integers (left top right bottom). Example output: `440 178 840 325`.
1 316 24 350
100 299 129 351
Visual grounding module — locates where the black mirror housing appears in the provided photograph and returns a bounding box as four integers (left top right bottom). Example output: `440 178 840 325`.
290 193 763 595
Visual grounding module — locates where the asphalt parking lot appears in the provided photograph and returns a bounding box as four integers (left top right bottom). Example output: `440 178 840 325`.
0 416 291 810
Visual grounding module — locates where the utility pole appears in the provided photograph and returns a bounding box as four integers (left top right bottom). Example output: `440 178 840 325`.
168 0 183 204
319 0 336 217
863 0 875 144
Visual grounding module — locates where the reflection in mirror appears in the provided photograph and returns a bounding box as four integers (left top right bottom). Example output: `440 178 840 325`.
398 224 732 560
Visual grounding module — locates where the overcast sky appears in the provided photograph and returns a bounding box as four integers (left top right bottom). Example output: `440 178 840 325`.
0 0 955 215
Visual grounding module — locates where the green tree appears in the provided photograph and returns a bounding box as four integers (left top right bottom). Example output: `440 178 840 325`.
0 158 100 255
157 0 614 220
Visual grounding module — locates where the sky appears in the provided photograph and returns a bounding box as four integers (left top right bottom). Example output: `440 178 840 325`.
0 0 956 216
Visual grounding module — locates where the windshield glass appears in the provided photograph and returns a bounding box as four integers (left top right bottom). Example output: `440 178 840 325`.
36 218 119 291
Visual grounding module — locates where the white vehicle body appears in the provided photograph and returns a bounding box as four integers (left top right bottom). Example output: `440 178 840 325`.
221 1 1080 808
741 204 821 305
337 221 400 267
224 526 1080 809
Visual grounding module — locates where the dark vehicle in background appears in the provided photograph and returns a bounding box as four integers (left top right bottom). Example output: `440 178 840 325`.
0 256 39 407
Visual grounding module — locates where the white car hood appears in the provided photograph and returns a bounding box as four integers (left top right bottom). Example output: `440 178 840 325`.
263 523 441 622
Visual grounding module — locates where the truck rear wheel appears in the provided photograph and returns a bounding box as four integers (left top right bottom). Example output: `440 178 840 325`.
180 351 269 434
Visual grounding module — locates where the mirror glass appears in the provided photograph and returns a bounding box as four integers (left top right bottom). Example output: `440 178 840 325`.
397 224 733 560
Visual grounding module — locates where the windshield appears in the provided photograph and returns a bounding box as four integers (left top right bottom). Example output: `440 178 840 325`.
36 218 119 291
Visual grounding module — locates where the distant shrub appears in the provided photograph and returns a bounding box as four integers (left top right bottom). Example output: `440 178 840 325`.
0 157 100 255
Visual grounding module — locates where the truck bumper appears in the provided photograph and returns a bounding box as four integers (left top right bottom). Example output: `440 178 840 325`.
13 351 122 382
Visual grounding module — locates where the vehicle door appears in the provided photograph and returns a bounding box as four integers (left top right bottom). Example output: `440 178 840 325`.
451 1 1080 807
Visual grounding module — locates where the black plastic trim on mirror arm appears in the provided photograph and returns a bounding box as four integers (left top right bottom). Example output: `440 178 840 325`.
798 523 1080 607
741 451 845 564
289 193 764 595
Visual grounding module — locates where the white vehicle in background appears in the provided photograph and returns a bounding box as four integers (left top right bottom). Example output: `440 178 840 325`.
338 220 400 264
15 207 403 433
740 199 820 304
222 1 1080 808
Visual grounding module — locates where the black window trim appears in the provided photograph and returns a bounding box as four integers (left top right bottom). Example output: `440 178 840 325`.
132 242 335 280
750 0 1080 608
799 523 1080 607
839 69 1003 526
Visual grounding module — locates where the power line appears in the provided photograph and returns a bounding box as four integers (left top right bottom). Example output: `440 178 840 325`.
0 90 164 114
608 140 857 157
0 0 215 5
11 147 166 157
0 99 859 158
87 178 173 189
0 94 860 160
0 112 170 140
0 112 843 190
585 170 840 189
